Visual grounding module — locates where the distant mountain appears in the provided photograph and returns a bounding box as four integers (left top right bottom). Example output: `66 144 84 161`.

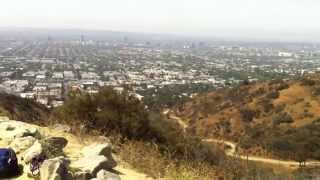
0 27 189 42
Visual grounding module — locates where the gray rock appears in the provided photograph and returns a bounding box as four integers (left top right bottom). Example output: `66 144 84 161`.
96 170 121 180
81 143 112 157
0 120 40 141
81 143 116 170
10 136 37 154
40 157 67 180
73 171 91 180
70 155 115 176
23 141 43 163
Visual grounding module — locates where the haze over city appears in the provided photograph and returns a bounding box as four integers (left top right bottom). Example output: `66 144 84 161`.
1 0 320 42
2 0 320 179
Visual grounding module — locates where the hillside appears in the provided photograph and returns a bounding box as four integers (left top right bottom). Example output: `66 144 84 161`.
0 89 231 179
1 87 319 179
0 93 49 124
175 73 320 162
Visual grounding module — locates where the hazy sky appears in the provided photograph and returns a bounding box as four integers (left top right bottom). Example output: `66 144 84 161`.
1 0 320 41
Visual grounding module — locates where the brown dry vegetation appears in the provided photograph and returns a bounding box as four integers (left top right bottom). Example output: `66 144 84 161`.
176 73 320 162
1 82 320 178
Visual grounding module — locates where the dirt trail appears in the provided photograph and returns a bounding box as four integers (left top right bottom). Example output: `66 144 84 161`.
164 109 188 131
168 113 320 168
203 139 320 168
169 114 188 130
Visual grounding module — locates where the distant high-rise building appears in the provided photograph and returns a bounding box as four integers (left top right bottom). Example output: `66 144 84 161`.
47 36 52 42
80 35 85 43
123 36 128 42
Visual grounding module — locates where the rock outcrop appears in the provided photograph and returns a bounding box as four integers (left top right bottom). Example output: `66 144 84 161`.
40 157 68 180
81 143 113 159
0 120 39 142
96 169 121 180
70 155 114 177
69 143 117 178
23 140 43 163
10 136 37 154
0 117 121 180
73 171 91 180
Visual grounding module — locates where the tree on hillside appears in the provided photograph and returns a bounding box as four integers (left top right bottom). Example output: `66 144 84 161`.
51 87 226 166
239 107 257 122
300 78 316 86
52 87 153 139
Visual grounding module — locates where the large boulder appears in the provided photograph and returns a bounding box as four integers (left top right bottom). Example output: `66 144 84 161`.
81 143 112 157
23 141 43 163
40 137 68 158
70 155 115 177
96 170 121 180
81 143 112 158
0 120 40 141
81 143 116 170
10 136 37 154
40 157 67 180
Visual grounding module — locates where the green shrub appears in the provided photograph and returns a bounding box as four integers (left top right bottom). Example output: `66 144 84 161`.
266 123 320 161
300 78 316 86
52 88 153 140
274 104 286 113
272 112 293 125
266 91 280 99
276 82 290 91
0 93 49 124
51 87 224 166
258 98 274 113
239 107 258 122
313 118 320 125
303 109 314 118
312 87 320 96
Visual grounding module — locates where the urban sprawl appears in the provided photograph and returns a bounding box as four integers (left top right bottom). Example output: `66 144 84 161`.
0 36 320 108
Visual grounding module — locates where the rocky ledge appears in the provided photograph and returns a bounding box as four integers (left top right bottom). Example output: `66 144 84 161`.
0 116 121 180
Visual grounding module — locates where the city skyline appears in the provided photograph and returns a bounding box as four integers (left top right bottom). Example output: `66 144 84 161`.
1 0 320 42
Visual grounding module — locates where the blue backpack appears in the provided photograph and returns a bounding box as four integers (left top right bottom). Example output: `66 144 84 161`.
0 149 10 168
0 148 17 172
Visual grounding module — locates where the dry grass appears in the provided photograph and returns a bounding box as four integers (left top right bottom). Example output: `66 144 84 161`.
172 75 320 169
116 139 222 179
